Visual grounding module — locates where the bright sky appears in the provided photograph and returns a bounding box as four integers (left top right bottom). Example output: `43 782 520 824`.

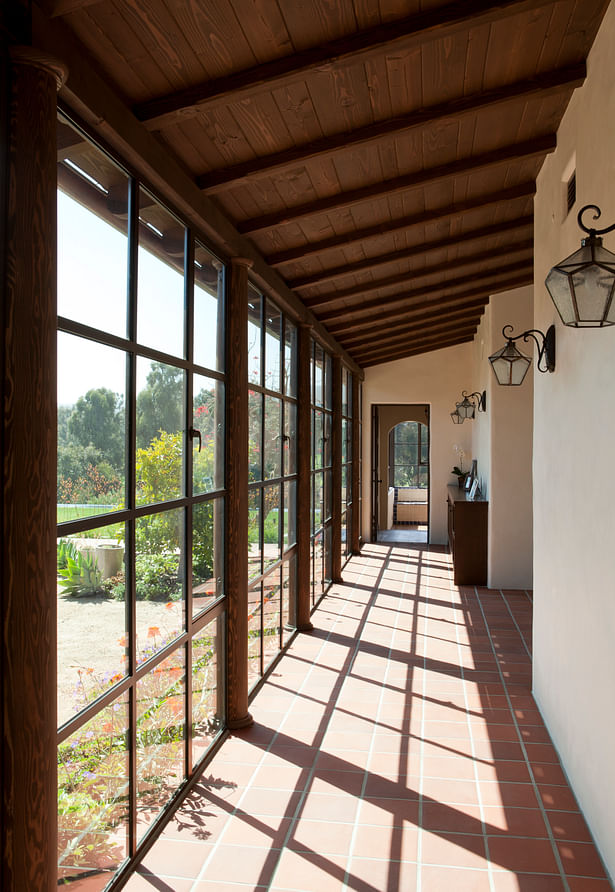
57 190 220 405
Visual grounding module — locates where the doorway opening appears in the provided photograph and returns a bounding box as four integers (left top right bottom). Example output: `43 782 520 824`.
371 404 429 545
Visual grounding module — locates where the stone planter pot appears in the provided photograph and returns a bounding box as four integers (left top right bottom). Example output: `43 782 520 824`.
95 544 124 579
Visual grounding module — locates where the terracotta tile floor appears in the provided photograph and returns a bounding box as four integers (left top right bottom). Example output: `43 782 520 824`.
126 544 613 891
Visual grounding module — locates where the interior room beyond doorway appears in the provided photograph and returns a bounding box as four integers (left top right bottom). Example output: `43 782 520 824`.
373 404 429 546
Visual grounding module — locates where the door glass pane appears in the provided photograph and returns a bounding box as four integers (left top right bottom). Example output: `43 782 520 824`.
57 127 128 338
57 522 127 727
58 691 129 888
58 334 126 524
284 402 297 476
137 188 185 358
263 484 281 572
135 508 185 661
192 614 224 767
194 242 224 372
247 290 261 386
248 489 262 581
284 480 297 548
284 321 297 397
264 395 281 479
314 344 323 406
281 554 296 646
248 390 262 483
193 499 224 617
265 300 282 393
248 582 262 688
136 359 184 505
136 648 186 840
263 571 281 670
193 375 224 493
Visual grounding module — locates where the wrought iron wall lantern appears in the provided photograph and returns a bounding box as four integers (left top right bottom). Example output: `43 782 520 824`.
450 390 486 423
488 325 556 386
545 204 615 327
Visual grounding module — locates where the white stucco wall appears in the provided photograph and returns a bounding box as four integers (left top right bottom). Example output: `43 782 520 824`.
362 341 473 544
472 286 534 590
533 2 615 879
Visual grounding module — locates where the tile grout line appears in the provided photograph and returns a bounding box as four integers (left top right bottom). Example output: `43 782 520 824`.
266 550 388 891
473 586 572 892
341 545 411 891
499 590 532 660
447 578 497 891
190 558 373 889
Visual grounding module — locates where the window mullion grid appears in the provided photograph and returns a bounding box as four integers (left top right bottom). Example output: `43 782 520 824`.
127 174 139 859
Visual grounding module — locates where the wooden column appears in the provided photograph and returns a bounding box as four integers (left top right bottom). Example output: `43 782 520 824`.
225 257 253 729
2 47 66 892
331 356 343 583
295 323 313 632
351 374 361 555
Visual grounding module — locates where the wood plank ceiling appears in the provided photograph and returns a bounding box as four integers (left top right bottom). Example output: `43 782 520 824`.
39 0 610 368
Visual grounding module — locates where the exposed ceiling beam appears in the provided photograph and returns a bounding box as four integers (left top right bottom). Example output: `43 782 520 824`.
339 305 486 348
355 328 478 364
323 269 532 330
31 4 363 378
330 296 489 339
238 135 556 234
267 182 536 267
349 316 484 357
291 217 533 291
360 334 475 367
307 245 533 310
198 64 584 193
134 0 559 130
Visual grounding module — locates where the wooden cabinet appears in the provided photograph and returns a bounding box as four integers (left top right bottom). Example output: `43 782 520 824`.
447 486 488 585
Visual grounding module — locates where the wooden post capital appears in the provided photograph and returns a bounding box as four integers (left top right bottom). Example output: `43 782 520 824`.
9 46 68 89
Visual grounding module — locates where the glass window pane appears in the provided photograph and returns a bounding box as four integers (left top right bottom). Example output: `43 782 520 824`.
313 410 323 470
284 321 297 397
313 532 323 604
342 370 348 416
137 188 185 358
263 484 281 572
247 289 261 386
58 691 129 888
193 499 224 618
193 375 224 493
323 413 332 468
284 480 297 549
284 402 297 476
342 419 347 463
313 472 323 533
248 582 262 688
136 647 186 840
265 300 282 392
136 359 184 505
192 614 224 768
248 390 262 483
264 395 281 479
314 344 323 406
282 554 296 647
57 522 127 727
324 353 333 410
136 508 185 660
194 242 224 372
263 571 281 669
57 126 128 338
324 469 332 522
248 489 262 581
58 335 126 524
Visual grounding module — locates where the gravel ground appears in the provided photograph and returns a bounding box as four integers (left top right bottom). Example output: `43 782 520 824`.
57 592 184 727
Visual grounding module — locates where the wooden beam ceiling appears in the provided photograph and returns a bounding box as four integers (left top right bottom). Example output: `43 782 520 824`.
32 0 610 370
133 0 560 130
237 136 556 235
197 65 584 193
267 182 536 268
292 219 533 292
